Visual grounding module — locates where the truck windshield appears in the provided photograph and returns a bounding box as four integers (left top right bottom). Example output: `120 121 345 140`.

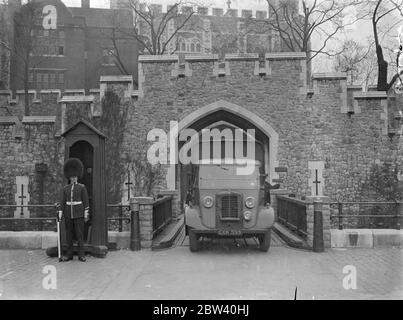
198 162 260 189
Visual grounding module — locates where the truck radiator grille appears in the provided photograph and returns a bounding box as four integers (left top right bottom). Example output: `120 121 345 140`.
219 194 241 219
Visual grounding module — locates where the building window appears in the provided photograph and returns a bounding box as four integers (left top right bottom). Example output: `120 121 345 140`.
33 29 66 57
178 37 202 53
29 69 65 90
102 49 116 66
58 73 64 84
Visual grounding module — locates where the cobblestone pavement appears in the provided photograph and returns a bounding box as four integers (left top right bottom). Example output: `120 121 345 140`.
0 237 401 300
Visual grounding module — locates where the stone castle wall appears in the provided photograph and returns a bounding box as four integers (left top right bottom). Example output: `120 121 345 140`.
0 53 402 217
129 54 403 202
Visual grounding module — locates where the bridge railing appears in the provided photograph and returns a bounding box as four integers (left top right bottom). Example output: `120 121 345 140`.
152 196 173 238
277 195 308 239
330 201 402 230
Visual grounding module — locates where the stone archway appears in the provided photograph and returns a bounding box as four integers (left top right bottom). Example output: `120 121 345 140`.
166 100 279 193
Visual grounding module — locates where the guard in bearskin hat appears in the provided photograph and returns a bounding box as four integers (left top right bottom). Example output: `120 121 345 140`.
58 158 90 262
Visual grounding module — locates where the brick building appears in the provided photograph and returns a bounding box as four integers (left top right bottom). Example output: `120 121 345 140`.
120 0 300 56
9 0 138 92
6 0 301 92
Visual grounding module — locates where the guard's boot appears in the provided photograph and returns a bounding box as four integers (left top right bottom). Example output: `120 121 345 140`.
61 256 73 262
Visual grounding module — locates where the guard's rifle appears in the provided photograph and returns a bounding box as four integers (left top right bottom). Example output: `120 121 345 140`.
54 202 62 262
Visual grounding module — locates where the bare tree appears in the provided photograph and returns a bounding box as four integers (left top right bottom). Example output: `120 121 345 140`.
98 11 133 76
117 0 197 55
334 39 376 86
260 0 366 62
0 0 10 90
370 0 403 91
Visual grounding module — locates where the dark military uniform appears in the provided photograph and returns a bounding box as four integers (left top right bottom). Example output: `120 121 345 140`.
61 182 89 258
264 181 280 205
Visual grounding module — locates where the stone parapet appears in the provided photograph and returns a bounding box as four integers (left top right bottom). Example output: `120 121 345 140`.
132 197 154 249
305 196 331 249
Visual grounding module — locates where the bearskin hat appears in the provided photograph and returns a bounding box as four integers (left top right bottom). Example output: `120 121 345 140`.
63 158 84 179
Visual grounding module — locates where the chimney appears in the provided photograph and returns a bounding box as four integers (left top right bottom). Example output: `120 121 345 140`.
82 0 90 9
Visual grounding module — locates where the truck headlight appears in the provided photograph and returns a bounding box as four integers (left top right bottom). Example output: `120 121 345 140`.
245 197 255 209
243 211 252 221
203 196 214 208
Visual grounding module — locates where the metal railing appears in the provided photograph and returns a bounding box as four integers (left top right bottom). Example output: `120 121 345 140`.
107 204 131 232
330 201 402 230
0 204 132 232
277 196 308 239
152 196 173 238
0 205 58 231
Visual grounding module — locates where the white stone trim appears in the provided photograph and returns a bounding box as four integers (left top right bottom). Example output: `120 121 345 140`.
64 89 86 95
312 73 347 80
299 60 308 95
254 60 271 76
353 91 388 99
347 85 364 90
225 53 259 60
139 55 179 63
89 89 101 94
308 161 325 197
39 89 62 97
100 75 133 83
15 90 38 101
0 90 11 96
22 116 56 124
213 61 231 77
0 116 18 124
61 103 66 133
59 95 95 103
340 79 349 113
353 99 360 114
380 99 388 136
14 176 30 219
131 90 141 98
171 62 192 77
16 89 37 95
266 52 307 60
176 100 280 184
185 54 218 61
138 63 145 98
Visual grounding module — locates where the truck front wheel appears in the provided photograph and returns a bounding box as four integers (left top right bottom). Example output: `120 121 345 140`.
258 229 271 252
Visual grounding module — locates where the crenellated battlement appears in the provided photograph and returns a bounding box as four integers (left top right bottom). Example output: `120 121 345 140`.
133 3 269 20
1 65 401 142
0 75 140 107
138 52 309 98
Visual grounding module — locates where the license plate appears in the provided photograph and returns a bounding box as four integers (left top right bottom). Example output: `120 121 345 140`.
218 230 242 236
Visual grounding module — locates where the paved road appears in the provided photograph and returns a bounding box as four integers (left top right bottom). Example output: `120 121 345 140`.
0 234 401 300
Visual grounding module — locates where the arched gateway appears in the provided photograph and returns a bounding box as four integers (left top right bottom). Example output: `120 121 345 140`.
166 100 279 208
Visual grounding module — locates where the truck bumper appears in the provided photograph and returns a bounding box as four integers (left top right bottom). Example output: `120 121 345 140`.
188 228 271 238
